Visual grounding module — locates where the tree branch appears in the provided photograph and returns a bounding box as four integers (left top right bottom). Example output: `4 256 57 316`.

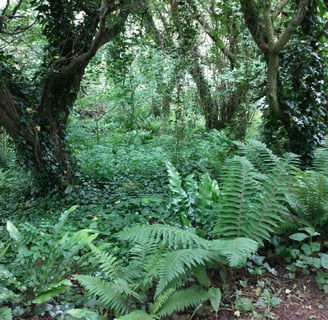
263 0 275 47
274 0 308 52
273 0 291 19
240 0 268 50
60 0 130 76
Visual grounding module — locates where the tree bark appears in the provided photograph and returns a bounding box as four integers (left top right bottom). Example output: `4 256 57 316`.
240 0 309 117
189 50 222 130
0 0 132 191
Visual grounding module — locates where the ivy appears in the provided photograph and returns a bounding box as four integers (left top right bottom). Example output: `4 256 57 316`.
263 0 327 168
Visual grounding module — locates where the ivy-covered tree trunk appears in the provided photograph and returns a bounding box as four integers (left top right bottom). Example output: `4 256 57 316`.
275 0 327 167
189 51 222 130
0 0 131 191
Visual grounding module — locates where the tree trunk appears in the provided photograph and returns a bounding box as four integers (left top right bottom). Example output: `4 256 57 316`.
0 0 131 192
240 0 309 117
189 54 222 130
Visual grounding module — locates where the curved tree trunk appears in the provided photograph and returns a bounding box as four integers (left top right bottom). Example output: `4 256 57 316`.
189 54 222 130
0 0 131 191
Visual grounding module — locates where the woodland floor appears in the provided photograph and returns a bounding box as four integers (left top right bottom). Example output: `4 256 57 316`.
13 265 328 320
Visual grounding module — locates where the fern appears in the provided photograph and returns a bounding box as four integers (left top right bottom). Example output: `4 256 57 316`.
118 310 157 320
235 140 279 173
312 143 328 175
76 224 257 319
249 158 289 241
215 155 291 244
74 274 142 316
290 170 328 229
209 238 259 268
216 156 263 239
89 244 122 280
155 287 211 317
0 307 12 320
151 288 175 315
156 248 210 296
117 224 208 249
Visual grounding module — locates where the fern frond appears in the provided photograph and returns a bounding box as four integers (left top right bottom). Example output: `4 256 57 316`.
249 159 290 243
235 140 279 173
89 244 121 281
129 241 158 267
156 287 210 317
313 145 328 175
117 224 207 250
74 274 142 316
216 154 292 243
0 307 12 320
291 170 328 228
151 288 175 315
118 310 158 320
156 248 210 296
209 238 259 268
216 156 262 239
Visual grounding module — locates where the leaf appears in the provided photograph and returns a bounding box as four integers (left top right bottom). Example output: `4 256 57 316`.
193 265 211 287
156 249 210 296
32 277 72 304
323 284 328 294
208 287 221 313
320 253 328 269
118 310 156 320
156 287 210 317
67 309 107 320
0 244 10 260
32 287 67 304
300 227 320 237
6 221 21 242
289 232 309 242
54 205 78 235
0 307 12 320
210 238 258 268
270 297 282 307
235 297 254 312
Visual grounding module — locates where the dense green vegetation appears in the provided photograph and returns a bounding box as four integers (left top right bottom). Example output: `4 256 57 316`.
0 0 327 319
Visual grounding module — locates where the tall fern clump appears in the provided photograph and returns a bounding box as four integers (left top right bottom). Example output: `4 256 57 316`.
72 224 258 319
288 143 328 231
167 140 296 244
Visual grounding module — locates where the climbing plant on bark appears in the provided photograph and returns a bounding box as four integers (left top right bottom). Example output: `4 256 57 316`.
265 0 327 167
0 0 135 191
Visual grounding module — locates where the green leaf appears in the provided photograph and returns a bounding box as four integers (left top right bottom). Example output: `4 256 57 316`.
31 276 72 304
6 221 21 242
235 297 254 312
323 284 328 294
210 238 258 268
208 287 221 313
0 244 10 260
32 287 67 304
54 205 78 235
67 309 107 320
0 307 12 320
156 248 210 296
193 265 211 287
270 297 282 307
300 227 320 237
118 310 156 320
320 253 328 269
289 232 309 242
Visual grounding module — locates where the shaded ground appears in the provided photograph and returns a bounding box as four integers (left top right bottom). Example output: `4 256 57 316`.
196 267 328 320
